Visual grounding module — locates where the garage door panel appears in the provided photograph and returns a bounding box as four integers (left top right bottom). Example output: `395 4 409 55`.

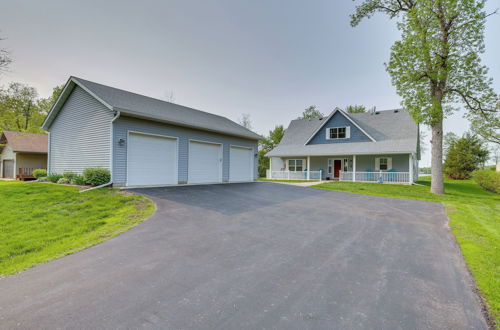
229 146 253 182
128 133 177 186
188 141 222 184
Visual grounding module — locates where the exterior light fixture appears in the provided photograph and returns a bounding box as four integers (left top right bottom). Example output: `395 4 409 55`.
118 138 126 146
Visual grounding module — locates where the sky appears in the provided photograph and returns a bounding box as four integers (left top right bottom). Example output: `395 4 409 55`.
1 0 499 166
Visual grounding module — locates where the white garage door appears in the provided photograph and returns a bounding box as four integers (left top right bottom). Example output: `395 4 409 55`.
229 146 254 182
127 132 177 186
188 141 222 184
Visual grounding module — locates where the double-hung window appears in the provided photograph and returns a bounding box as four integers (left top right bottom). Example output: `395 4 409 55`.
328 127 347 139
379 158 388 170
288 159 303 171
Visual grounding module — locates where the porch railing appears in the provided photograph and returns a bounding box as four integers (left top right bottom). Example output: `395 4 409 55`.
339 171 410 184
266 170 322 181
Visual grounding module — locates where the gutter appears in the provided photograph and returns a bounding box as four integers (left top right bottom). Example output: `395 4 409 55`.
80 110 121 193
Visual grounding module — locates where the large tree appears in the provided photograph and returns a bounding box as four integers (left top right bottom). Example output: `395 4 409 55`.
351 0 498 194
298 105 324 119
0 83 62 135
259 125 285 177
345 104 367 113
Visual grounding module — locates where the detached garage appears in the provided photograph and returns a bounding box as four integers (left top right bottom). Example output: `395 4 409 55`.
42 76 262 187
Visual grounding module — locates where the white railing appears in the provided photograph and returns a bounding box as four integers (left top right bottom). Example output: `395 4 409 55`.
266 170 322 181
339 171 410 184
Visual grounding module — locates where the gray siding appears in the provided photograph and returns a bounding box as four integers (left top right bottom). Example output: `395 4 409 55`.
113 116 258 184
49 86 114 174
307 111 372 145
278 154 410 179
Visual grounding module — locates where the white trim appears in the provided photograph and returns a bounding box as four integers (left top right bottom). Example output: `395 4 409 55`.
286 158 306 171
304 107 376 144
229 144 255 182
42 77 114 130
352 155 356 182
126 130 179 187
327 158 344 178
409 153 413 184
188 139 223 184
325 126 349 140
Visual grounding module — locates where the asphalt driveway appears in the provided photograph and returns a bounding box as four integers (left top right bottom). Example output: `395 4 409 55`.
0 182 487 329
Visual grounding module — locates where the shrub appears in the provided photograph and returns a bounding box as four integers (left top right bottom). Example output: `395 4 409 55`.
443 132 489 180
472 170 500 193
32 169 47 179
83 168 111 186
70 175 86 186
57 177 70 184
63 171 77 180
38 177 48 182
47 174 63 183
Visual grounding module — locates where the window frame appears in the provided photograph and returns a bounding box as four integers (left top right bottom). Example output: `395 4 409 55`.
288 159 304 171
327 126 348 140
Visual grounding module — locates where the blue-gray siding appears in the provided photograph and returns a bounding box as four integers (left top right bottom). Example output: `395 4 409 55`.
49 86 114 174
307 112 372 145
113 116 258 184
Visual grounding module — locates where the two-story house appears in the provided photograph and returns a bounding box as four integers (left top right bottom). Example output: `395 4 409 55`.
266 108 419 184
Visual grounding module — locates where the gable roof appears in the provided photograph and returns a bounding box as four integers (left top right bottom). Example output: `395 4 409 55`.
304 108 376 144
0 131 48 153
42 77 263 141
267 109 418 157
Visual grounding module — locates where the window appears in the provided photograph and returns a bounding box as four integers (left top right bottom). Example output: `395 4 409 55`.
379 158 388 170
376 157 392 171
288 159 303 171
328 159 332 174
343 158 349 171
328 127 347 139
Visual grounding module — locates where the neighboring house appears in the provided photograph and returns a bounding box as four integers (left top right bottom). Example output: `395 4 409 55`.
0 131 48 180
267 108 420 184
42 77 263 187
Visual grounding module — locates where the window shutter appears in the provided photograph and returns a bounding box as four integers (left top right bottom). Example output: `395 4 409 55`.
346 126 351 139
375 158 380 170
387 157 392 170
325 128 330 140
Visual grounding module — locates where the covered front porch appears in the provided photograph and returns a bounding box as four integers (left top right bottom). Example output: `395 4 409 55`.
267 154 417 184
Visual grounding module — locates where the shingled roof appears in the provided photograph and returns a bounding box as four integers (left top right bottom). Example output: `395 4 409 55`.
0 131 48 153
42 77 263 141
267 109 419 157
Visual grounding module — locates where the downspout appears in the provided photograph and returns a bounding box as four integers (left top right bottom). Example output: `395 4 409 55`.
80 110 121 192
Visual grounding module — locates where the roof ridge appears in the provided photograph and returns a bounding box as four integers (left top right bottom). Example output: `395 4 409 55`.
73 76 237 122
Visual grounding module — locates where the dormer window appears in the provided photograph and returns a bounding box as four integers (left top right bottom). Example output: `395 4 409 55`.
326 126 350 140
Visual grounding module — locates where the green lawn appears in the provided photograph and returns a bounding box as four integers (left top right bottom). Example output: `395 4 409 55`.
0 180 155 276
313 177 500 328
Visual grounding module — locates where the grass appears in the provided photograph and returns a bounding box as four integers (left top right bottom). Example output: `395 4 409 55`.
312 177 500 328
258 178 320 183
0 180 155 276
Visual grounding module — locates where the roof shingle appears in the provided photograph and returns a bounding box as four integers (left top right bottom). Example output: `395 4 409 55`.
1 131 48 153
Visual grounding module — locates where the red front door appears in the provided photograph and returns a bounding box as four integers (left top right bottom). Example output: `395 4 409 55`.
334 160 342 178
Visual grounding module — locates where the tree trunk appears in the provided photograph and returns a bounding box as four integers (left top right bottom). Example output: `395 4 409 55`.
431 120 445 194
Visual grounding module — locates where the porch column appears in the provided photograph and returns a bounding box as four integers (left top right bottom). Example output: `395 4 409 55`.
409 153 413 184
269 156 272 179
352 155 356 182
307 156 310 180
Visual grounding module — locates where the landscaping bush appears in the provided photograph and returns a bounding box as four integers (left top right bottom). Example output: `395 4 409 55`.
38 177 48 182
47 173 63 183
472 170 500 193
57 177 70 184
63 171 77 180
70 175 86 186
83 168 111 186
32 169 47 179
